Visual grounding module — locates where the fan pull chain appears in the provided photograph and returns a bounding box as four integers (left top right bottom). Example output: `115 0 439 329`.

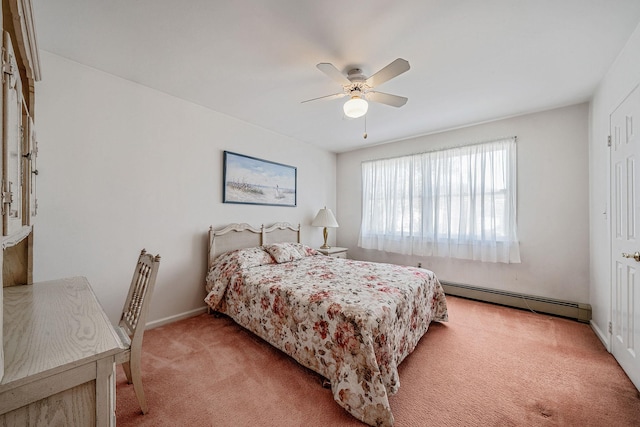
363 115 368 139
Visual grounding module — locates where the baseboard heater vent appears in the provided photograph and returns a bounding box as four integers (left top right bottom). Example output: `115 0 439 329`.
440 281 591 323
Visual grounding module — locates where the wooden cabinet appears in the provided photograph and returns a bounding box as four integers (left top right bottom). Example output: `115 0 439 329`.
317 247 348 259
1 0 41 288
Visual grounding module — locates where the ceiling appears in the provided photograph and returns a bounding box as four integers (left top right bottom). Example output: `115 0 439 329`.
32 1 640 153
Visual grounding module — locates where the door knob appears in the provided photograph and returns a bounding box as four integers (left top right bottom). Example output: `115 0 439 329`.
622 252 640 262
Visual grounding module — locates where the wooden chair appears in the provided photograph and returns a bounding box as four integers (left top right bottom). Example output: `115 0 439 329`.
115 249 161 414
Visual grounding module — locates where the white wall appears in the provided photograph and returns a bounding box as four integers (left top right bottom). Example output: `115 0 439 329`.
337 103 589 303
589 22 640 346
34 52 336 325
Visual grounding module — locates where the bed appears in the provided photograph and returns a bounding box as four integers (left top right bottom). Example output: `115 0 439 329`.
204 222 448 426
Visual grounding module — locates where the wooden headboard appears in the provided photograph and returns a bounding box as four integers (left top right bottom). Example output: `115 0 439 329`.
208 222 300 269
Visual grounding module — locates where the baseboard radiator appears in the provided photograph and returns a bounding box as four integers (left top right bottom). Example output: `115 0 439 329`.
440 281 592 323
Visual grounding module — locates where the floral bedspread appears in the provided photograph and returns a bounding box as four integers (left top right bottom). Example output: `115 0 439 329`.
205 243 448 427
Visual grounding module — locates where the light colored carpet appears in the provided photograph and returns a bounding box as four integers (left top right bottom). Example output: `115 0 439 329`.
116 296 640 426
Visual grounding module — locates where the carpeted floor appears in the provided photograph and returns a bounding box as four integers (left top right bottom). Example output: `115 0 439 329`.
116 296 640 426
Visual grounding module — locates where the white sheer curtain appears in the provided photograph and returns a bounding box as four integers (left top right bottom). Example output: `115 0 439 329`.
359 137 520 263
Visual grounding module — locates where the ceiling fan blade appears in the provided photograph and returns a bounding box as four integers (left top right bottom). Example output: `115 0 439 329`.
365 58 410 88
367 91 408 107
301 92 346 103
316 63 351 85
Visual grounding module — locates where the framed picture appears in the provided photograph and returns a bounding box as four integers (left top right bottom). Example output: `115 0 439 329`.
223 151 297 207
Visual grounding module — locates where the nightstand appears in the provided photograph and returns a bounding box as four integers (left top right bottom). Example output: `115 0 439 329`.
316 247 348 259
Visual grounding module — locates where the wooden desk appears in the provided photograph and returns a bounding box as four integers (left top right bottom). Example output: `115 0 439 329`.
0 277 123 426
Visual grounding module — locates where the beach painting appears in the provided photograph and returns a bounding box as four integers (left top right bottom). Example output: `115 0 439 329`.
223 151 297 207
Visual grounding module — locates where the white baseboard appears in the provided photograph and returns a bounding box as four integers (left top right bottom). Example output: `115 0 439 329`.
146 306 208 330
441 281 592 323
590 320 610 351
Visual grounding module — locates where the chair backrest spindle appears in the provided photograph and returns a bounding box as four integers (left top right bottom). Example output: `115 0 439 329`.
119 249 161 344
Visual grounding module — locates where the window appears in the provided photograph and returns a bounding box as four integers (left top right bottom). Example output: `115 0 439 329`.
358 137 520 263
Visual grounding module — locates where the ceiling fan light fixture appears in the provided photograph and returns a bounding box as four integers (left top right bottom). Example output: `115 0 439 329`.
343 96 368 118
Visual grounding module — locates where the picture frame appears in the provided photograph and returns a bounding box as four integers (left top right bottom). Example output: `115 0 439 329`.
223 151 297 207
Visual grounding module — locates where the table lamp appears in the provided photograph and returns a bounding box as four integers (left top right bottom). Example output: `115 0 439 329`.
311 206 339 249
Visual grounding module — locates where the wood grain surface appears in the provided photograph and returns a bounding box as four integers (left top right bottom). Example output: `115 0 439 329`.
2 276 122 386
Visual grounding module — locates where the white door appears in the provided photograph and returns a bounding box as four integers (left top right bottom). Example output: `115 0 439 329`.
611 83 640 390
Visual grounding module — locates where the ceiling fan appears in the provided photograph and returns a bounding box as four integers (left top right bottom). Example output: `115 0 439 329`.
303 58 410 118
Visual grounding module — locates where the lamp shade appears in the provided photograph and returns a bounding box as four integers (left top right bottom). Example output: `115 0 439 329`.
311 207 339 228
343 97 368 118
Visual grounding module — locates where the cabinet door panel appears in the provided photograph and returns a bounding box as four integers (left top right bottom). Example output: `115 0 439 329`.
22 114 36 223
2 31 23 236
29 122 37 219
